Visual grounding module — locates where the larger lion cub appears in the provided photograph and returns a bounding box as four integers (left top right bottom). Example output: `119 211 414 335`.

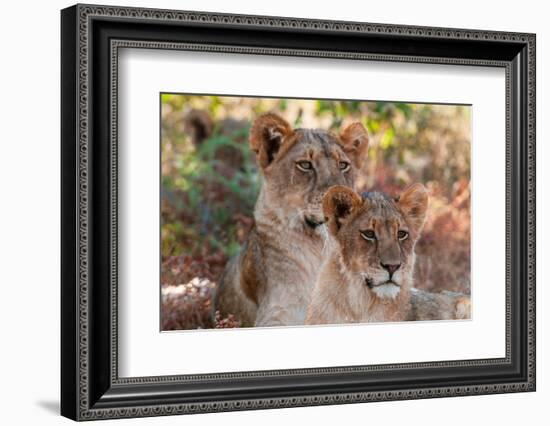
306 185 470 324
215 113 369 327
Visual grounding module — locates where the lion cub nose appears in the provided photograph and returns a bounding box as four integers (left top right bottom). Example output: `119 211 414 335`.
381 262 401 276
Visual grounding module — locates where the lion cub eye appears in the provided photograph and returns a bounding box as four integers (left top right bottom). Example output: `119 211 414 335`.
339 161 351 172
296 160 313 171
397 230 409 241
360 230 376 241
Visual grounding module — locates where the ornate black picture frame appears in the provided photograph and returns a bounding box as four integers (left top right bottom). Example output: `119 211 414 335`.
61 3 536 421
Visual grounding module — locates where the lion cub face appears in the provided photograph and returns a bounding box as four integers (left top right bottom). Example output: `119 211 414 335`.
250 113 369 231
323 184 428 299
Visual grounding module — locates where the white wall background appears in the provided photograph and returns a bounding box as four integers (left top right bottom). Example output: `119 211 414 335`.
0 0 546 424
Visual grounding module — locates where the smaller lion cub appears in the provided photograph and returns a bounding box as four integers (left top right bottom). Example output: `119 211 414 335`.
306 185 470 325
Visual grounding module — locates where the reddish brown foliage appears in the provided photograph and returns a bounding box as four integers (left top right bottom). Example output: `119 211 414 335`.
414 179 471 294
161 278 216 330
161 251 244 330
161 277 241 330
162 252 228 288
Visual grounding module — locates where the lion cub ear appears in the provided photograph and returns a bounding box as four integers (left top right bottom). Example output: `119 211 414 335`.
323 186 363 235
397 183 429 235
339 122 369 167
249 113 293 169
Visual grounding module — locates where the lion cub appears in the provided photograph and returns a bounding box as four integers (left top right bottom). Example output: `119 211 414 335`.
215 113 369 327
306 185 470 324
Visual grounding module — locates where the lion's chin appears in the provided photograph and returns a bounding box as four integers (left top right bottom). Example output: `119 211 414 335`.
371 282 401 300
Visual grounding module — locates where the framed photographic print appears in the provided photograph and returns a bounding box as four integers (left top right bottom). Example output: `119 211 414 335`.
61 4 536 421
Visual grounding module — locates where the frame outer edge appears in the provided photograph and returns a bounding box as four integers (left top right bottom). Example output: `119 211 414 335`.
61 4 80 422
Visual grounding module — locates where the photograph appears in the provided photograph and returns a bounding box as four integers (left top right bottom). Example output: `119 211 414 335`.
160 94 472 330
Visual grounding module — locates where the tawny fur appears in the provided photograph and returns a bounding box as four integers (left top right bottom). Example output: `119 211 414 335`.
215 113 369 327
408 288 471 320
306 185 470 325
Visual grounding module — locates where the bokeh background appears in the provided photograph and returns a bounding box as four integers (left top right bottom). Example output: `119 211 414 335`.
161 94 471 330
